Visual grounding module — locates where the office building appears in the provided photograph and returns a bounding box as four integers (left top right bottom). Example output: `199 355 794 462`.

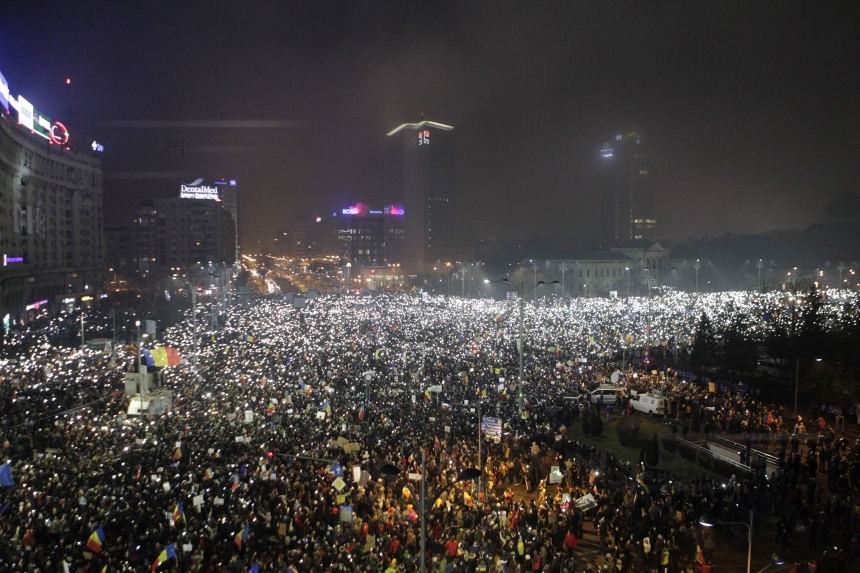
0 67 104 321
289 204 404 264
386 121 461 275
598 132 656 243
213 178 239 261
127 182 236 276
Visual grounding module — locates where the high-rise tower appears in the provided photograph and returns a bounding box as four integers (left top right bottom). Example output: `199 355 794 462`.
385 121 457 275
598 132 656 243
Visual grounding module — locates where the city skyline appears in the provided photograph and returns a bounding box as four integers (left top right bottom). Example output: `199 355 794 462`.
0 2 857 250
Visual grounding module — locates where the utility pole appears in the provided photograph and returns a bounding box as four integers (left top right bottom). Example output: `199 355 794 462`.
518 283 524 418
560 262 566 301
694 259 701 294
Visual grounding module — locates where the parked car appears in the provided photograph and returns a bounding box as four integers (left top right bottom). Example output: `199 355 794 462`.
589 385 623 405
630 391 667 416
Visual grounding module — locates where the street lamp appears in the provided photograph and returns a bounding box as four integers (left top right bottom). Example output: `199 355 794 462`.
380 457 480 573
698 512 784 573
699 511 753 573
484 278 558 417
694 259 701 294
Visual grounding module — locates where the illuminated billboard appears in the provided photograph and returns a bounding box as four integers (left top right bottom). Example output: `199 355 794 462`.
1 67 71 144
180 184 220 200
0 70 9 111
384 205 404 215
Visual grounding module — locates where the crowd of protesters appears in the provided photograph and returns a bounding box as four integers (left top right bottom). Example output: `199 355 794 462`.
0 292 855 573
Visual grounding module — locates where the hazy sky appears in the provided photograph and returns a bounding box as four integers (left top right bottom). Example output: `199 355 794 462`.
1 2 858 247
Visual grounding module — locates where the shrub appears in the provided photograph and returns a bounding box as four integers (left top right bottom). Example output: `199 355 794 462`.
590 408 603 437
616 416 641 446
645 433 660 469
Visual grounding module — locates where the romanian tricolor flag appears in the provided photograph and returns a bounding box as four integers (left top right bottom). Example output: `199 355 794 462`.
374 349 381 360
480 388 487 398
234 525 250 549
424 390 431 401
246 335 257 343
358 405 365 421
267 403 276 416
559 424 567 434
204 468 214 480
86 526 105 553
287 566 299 573
152 544 176 571
172 447 183 461
172 502 184 523
101 566 107 573
494 313 503 323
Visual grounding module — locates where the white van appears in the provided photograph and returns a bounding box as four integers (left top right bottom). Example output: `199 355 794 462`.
630 392 667 416
589 385 622 405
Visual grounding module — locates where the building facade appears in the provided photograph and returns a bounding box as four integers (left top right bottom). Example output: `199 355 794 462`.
289 204 405 264
0 102 104 321
127 194 236 277
598 132 656 243
386 121 461 275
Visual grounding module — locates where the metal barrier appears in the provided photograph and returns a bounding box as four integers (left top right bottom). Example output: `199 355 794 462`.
673 435 753 475
710 435 779 468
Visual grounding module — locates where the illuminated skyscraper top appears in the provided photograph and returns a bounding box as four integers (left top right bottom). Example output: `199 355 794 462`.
385 121 457 274
598 132 656 243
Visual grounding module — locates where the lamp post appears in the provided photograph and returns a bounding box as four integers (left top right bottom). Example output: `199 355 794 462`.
625 267 630 298
380 458 480 573
699 511 754 573
756 259 763 291
485 278 558 417
560 261 566 300
697 512 784 573
175 273 215 369
694 259 701 294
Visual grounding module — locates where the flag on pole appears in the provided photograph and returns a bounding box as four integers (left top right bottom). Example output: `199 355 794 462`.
424 390 431 401
234 525 250 549
152 544 176 571
172 502 184 523
246 335 257 343
204 468 214 480
0 463 14 486
150 347 169 367
172 447 183 461
357 404 365 421
165 346 181 367
86 526 106 553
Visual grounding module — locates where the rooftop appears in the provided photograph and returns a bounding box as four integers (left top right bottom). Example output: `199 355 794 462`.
386 121 454 137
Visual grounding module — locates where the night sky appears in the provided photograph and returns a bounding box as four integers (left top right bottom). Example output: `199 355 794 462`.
1 2 858 249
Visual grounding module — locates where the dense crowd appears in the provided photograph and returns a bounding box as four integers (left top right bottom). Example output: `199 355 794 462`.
0 292 856 573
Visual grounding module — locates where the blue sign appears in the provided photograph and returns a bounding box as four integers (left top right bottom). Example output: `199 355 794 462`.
480 416 502 438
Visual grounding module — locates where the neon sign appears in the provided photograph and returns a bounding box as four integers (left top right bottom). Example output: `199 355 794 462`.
91 141 104 152
1 67 71 144
384 205 404 215
50 122 69 145
180 184 220 200
25 299 49 311
3 255 23 265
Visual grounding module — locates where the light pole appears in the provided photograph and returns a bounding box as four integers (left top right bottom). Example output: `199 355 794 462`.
694 259 701 294
380 458 480 573
559 262 566 300
80 312 85 347
485 278 558 417
697 511 784 573
625 267 630 297
756 259 763 291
